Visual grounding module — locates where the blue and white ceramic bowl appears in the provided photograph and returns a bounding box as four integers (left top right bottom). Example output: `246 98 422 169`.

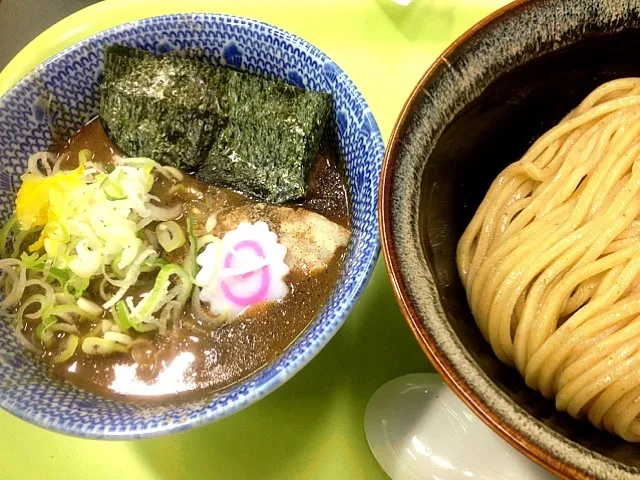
0 14 383 439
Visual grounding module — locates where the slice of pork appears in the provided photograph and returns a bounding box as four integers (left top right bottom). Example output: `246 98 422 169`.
214 204 350 275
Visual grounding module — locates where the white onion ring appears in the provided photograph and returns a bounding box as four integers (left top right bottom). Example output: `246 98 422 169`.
205 211 220 232
191 286 227 327
14 322 42 354
147 203 182 221
27 151 56 177
0 259 25 309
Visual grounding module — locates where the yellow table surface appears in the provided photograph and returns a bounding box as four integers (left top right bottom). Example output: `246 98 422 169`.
0 1 510 478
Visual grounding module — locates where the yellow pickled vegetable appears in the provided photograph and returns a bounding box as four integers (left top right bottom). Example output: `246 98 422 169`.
15 166 85 251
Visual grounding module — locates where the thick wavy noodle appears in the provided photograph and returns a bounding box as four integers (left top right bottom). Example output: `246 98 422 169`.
457 78 640 442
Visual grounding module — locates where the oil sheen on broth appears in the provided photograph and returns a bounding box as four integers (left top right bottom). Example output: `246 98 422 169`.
42 119 349 401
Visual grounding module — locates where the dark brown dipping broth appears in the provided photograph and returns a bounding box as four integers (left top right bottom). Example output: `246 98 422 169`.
42 119 349 402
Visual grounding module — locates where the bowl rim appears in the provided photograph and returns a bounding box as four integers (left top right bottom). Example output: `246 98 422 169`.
380 1 604 479
0 12 383 439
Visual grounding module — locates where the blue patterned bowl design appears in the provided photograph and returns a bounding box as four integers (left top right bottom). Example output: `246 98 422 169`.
0 14 383 439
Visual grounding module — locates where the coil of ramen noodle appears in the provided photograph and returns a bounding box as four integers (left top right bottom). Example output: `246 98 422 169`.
457 78 640 442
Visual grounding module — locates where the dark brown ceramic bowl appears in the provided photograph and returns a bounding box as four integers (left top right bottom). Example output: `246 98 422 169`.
380 1 640 479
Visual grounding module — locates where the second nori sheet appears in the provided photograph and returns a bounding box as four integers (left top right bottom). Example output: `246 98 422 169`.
197 70 331 204
99 45 332 203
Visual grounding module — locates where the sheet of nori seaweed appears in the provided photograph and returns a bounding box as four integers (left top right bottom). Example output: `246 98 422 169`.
196 71 331 204
100 45 227 170
99 45 332 203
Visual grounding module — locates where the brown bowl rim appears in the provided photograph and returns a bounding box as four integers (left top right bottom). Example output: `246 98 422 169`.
379 0 593 478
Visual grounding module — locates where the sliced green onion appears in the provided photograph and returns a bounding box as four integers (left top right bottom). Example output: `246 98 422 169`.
143 229 159 250
54 291 75 305
117 238 142 271
101 319 114 334
156 221 186 252
20 254 68 285
52 154 66 173
158 300 181 334
46 221 68 243
5 153 206 356
78 149 93 166
49 323 80 334
81 337 127 355
52 334 79 364
103 331 133 346
27 152 56 176
24 279 55 305
48 267 70 284
36 317 57 342
77 297 104 317
197 234 219 251
69 240 102 278
0 259 26 309
191 285 228 327
14 321 42 354
45 221 69 243
114 156 182 185
129 264 192 332
63 275 90 298
144 167 154 191
147 203 182 221
0 216 17 257
114 300 132 332
155 258 169 266
12 227 34 257
139 257 166 274
132 322 158 333
111 252 125 279
16 293 48 322
86 323 103 338
43 238 59 257
53 253 69 270
101 248 157 309
184 218 197 278
20 251 44 269
161 166 184 181
205 212 219 232
167 184 185 196
101 175 126 200
47 304 98 321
